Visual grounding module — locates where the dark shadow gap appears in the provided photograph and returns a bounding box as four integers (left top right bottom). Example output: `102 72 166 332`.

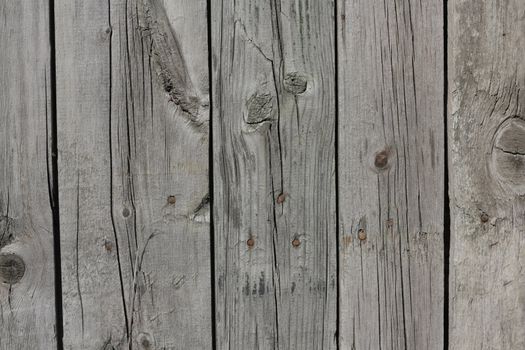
48 0 64 348
206 0 217 349
443 0 450 348
334 1 341 349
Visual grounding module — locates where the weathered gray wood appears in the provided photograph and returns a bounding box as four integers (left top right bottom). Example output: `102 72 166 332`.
211 1 337 349
56 0 211 348
449 0 525 348
337 0 444 348
0 0 57 348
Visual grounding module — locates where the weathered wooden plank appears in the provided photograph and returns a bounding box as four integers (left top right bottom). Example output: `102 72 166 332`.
0 0 57 348
0 0 58 348
56 0 211 348
337 0 444 348
211 1 337 349
449 0 525 348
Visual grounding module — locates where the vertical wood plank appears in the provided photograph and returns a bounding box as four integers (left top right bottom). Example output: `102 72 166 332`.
0 1 57 348
337 0 444 348
211 1 337 349
449 0 525 348
56 0 211 348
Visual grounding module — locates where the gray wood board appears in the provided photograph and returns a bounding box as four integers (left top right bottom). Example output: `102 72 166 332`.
449 0 525 348
56 0 212 348
0 0 57 348
211 0 337 349
337 0 445 348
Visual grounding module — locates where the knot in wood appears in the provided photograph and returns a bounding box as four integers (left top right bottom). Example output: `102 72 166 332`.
167 195 177 205
358 229 367 241
283 72 307 95
374 150 389 169
137 332 153 349
0 253 25 284
491 117 525 194
246 92 273 125
292 238 301 247
122 207 131 217
0 216 14 249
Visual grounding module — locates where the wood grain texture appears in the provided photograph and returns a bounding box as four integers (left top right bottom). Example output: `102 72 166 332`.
56 0 211 348
337 0 444 348
211 1 337 349
449 0 525 348
0 1 57 348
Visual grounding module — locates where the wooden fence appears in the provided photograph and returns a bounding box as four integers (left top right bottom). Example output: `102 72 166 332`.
0 0 523 348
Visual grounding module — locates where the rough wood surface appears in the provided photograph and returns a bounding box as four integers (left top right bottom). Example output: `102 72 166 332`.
56 0 211 348
0 1 57 348
337 0 444 348
211 1 337 349
449 0 525 348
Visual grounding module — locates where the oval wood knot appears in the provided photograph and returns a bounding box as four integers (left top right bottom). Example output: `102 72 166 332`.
137 332 154 349
0 253 25 284
167 195 177 205
491 117 525 194
246 92 274 125
122 207 131 217
374 149 390 170
283 72 307 95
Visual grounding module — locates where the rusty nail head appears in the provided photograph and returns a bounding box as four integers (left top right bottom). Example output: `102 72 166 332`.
247 238 255 247
167 195 177 205
358 229 367 241
292 238 301 247
277 193 286 204
480 213 489 223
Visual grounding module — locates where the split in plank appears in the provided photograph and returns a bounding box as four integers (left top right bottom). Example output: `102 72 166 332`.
56 0 212 347
0 0 57 348
449 0 525 348
211 0 337 349
337 0 445 348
